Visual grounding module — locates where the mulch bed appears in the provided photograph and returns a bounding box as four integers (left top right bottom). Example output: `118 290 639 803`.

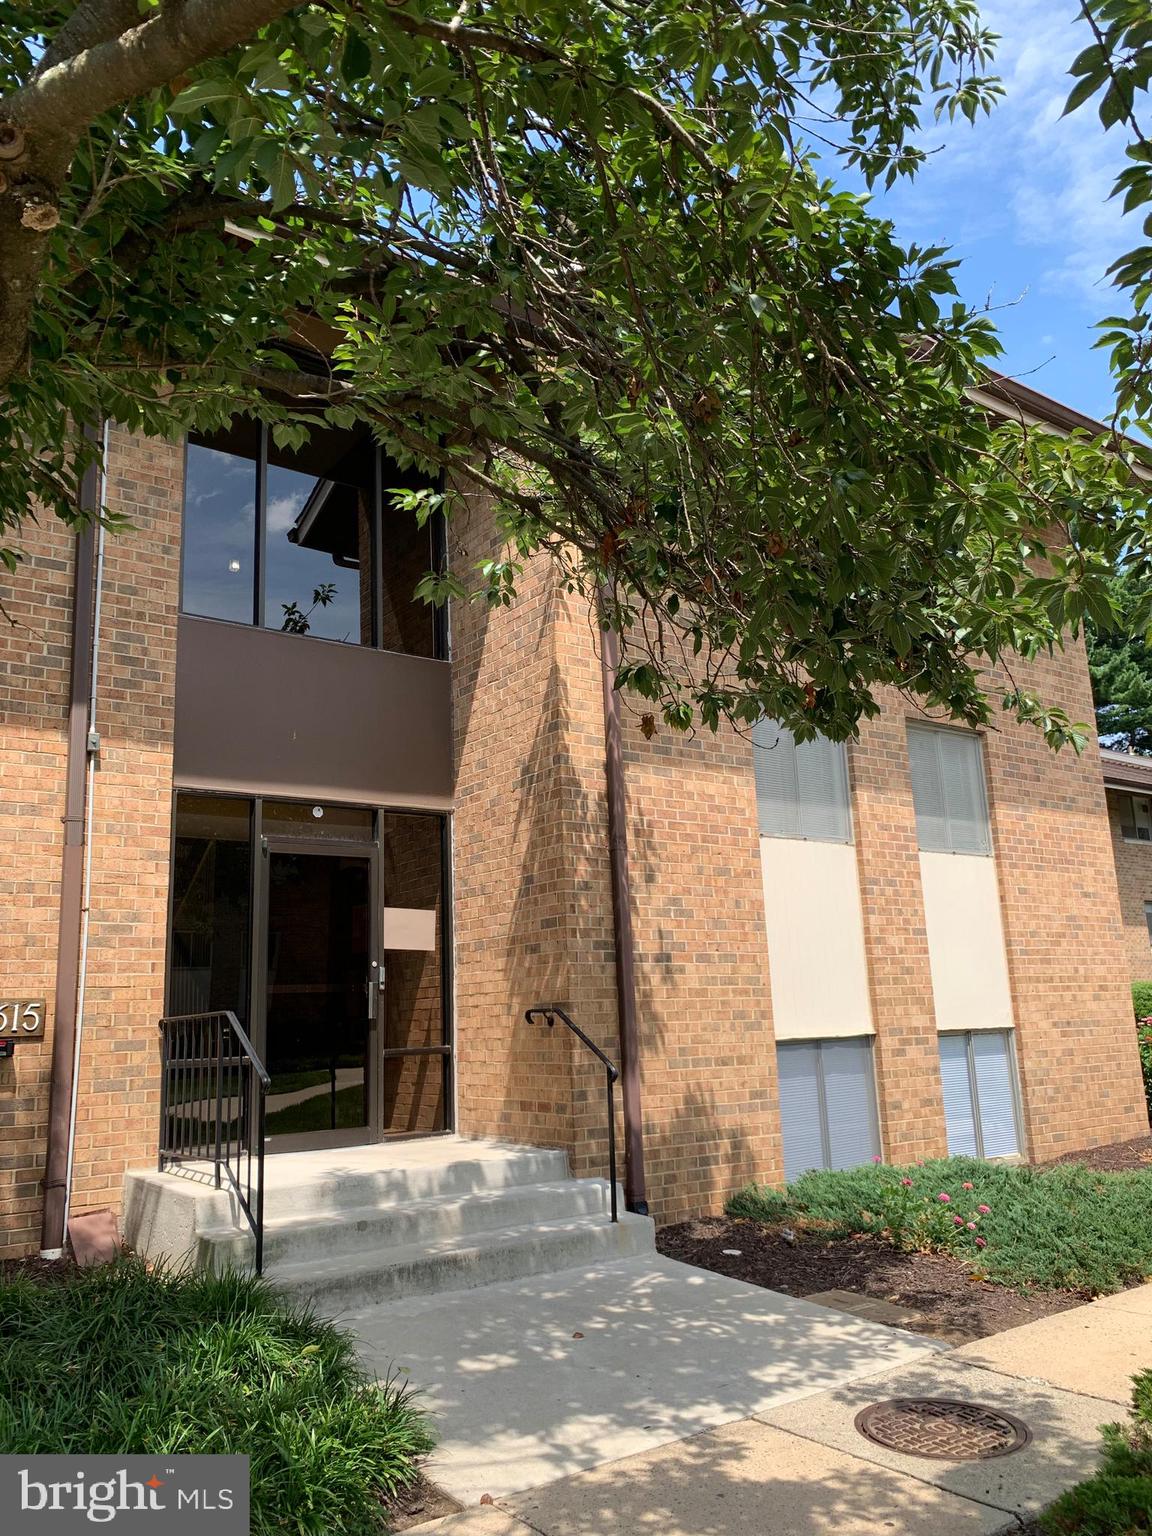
659 1134 1152 1341
382 1475 460 1531
0 1255 76 1286
656 1218 1090 1341
1040 1132 1152 1173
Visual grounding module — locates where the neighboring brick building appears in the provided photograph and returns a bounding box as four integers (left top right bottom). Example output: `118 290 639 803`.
1 383 1147 1259
1101 749 1152 989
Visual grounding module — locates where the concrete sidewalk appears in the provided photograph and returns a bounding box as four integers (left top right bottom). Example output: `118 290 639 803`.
383 1276 1152 1535
344 1254 942 1503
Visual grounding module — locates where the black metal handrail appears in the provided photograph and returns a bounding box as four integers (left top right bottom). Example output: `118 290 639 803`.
525 1005 618 1222
158 1010 270 1273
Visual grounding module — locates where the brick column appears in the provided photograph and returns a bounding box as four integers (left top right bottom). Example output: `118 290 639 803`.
981 648 1147 1156
68 428 183 1216
849 700 949 1162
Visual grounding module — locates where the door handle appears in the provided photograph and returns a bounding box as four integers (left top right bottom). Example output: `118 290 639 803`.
367 961 382 1019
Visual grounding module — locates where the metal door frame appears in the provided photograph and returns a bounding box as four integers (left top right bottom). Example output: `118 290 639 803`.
253 830 381 1153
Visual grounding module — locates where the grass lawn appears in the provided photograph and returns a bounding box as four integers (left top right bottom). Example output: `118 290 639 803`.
728 1155 1152 1293
0 1258 433 1535
1041 1372 1152 1534
265 1081 367 1137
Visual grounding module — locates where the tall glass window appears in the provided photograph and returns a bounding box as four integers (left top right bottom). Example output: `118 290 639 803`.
169 795 253 1020
182 423 260 624
180 419 443 657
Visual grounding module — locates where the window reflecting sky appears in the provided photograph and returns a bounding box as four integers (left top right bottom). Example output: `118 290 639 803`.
264 464 362 643
182 443 257 623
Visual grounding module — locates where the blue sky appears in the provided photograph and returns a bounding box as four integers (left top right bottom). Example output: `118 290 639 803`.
838 0 1137 422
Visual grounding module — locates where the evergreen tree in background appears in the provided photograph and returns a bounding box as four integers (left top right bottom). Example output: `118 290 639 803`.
1089 573 1152 754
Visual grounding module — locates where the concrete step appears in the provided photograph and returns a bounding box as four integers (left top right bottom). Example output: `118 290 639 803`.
257 1139 573 1221
200 1179 618 1269
271 1211 657 1311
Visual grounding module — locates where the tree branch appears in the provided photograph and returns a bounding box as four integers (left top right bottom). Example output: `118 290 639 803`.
6 0 300 140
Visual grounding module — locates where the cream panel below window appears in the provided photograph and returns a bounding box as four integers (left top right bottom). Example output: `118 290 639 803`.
760 837 873 1039
919 850 1014 1033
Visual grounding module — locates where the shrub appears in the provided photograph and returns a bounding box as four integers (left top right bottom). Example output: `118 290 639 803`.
1042 1371 1152 1533
726 1157 1152 1292
0 1258 433 1535
1132 982 1152 1022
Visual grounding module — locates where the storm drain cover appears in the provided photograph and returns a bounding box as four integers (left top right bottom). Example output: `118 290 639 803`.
854 1398 1032 1461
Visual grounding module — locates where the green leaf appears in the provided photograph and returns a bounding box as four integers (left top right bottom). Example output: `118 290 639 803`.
1062 70 1107 116
341 30 371 84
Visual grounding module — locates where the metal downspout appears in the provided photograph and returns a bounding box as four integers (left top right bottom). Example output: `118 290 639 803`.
598 608 649 1215
40 435 102 1259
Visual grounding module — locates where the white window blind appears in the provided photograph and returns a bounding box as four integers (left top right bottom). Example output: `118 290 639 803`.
907 726 991 855
752 719 850 843
822 1039 882 1172
938 1031 1021 1159
777 1043 825 1184
938 1033 979 1157
777 1038 880 1182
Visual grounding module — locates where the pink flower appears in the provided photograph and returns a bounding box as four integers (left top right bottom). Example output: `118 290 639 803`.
872 1156 883 1164
900 1178 913 1188
953 1215 964 1226
977 1205 990 1215
975 1237 987 1249
937 1192 951 1203
967 1222 977 1230
962 1181 973 1191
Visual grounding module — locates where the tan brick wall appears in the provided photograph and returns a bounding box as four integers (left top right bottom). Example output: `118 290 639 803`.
67 429 181 1217
451 527 1147 1215
616 716 781 1223
1105 788 1152 986
450 489 581 1155
0 499 73 1257
845 658 1146 1168
449 521 781 1224
0 428 181 1256
980 648 1147 1154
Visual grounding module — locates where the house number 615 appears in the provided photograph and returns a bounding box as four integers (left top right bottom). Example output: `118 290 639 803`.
0 1001 45 1037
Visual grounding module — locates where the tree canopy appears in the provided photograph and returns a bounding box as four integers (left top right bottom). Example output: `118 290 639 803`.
1 0 1150 746
1089 572 1152 754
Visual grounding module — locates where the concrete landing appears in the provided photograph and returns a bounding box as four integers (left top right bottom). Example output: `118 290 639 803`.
344 1254 943 1504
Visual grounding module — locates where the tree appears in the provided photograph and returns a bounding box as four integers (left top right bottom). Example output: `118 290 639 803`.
1089 572 1152 753
1067 2 1152 426
1 1 1149 747
1062 4 1152 751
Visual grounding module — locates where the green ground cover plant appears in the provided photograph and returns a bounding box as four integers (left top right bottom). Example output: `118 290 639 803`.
1041 1371 1152 1534
728 1157 1152 1293
0 1258 432 1535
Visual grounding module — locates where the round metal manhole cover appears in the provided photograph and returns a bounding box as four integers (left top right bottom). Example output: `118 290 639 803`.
854 1398 1032 1461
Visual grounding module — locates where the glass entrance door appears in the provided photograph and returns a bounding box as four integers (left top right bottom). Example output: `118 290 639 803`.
261 845 375 1150
168 793 453 1151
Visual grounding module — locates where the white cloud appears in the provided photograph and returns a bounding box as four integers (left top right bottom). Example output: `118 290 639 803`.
266 493 305 532
881 0 1137 308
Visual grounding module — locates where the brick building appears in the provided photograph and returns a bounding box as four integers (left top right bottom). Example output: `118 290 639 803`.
1101 749 1152 989
1 380 1147 1266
